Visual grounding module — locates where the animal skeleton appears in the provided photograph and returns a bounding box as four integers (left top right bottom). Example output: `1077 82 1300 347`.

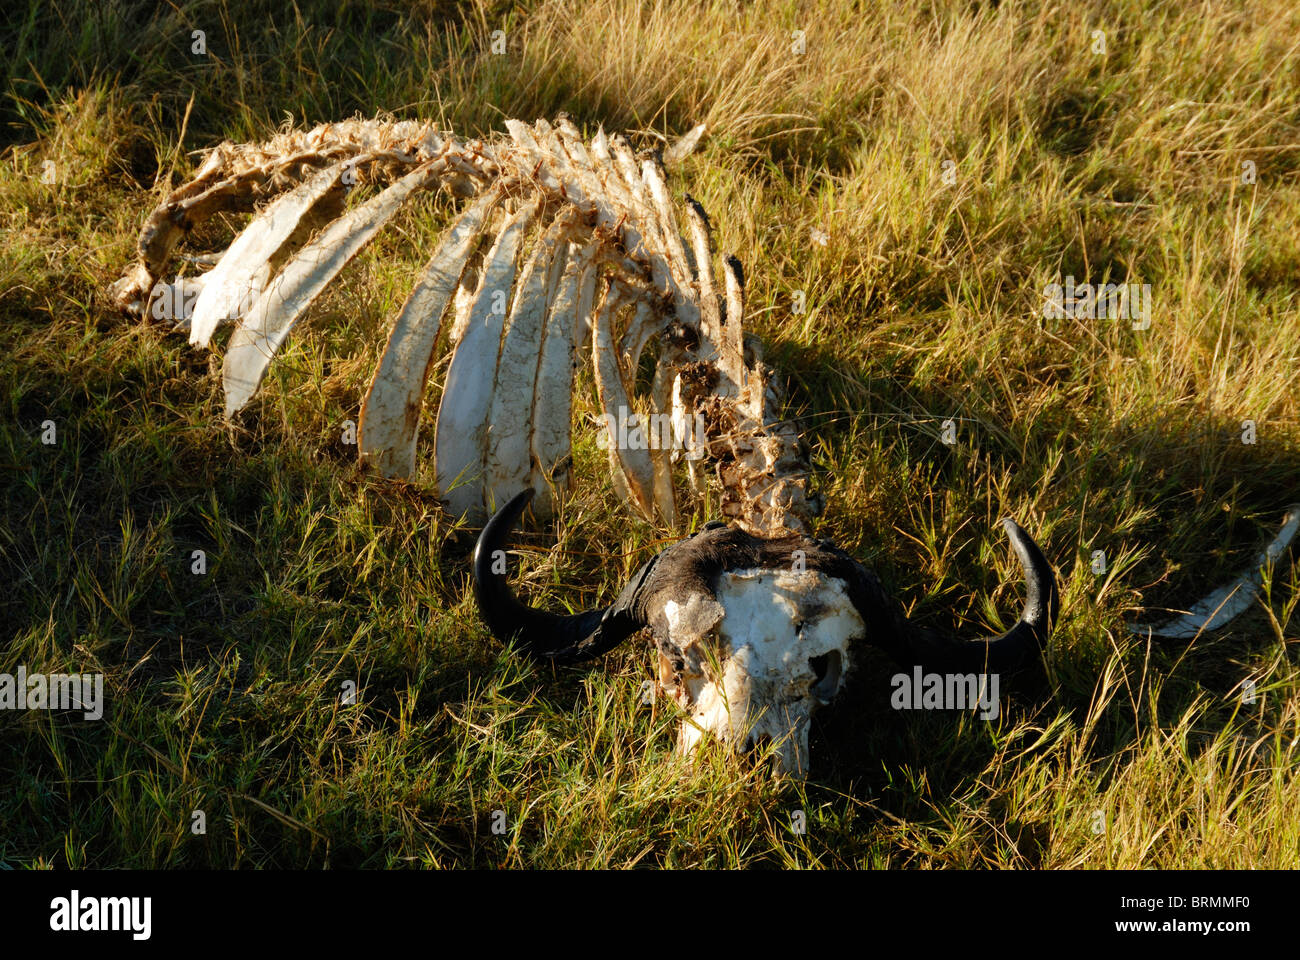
111 115 1298 777
110 116 811 533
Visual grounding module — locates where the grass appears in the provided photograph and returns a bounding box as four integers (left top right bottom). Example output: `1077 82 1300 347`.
1 0 1298 868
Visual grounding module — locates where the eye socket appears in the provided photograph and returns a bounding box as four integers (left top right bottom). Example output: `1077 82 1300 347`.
809 650 842 702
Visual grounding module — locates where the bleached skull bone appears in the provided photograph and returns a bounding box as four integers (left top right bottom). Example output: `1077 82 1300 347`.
659 570 862 776
473 489 1059 779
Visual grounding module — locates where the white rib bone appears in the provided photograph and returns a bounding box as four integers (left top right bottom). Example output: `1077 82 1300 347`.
530 241 599 517
572 242 599 371
650 430 678 526
721 253 749 407
552 119 607 219
189 159 352 347
483 211 575 508
650 360 682 521
593 282 657 519
145 274 208 333
223 160 444 416
358 186 502 478
584 133 646 244
610 140 686 325
447 245 486 351
684 197 728 378
610 135 667 255
588 127 612 163
640 154 701 335
434 200 538 520
618 299 677 527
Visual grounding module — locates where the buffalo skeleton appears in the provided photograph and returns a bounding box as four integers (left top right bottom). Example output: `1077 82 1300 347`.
111 116 1299 776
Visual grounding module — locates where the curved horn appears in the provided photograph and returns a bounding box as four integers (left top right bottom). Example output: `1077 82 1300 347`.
898 518 1058 672
472 489 649 663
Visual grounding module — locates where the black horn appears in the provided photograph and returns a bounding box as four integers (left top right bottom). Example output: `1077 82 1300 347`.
888 518 1058 672
472 489 650 663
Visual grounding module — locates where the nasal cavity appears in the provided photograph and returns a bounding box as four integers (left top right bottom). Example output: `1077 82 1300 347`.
809 650 842 701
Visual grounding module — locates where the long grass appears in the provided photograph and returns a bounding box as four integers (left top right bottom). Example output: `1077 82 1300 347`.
1 0 1297 868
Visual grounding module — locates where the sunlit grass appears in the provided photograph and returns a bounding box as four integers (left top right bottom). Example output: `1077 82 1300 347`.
0 0 1297 868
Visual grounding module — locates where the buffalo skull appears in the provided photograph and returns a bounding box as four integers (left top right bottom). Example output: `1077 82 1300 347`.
473 489 1058 777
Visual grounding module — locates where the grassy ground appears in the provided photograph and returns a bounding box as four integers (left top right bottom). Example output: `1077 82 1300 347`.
1 0 1298 868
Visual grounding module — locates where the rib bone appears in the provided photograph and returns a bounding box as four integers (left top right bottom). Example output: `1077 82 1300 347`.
433 200 538 520
483 210 577 510
223 159 445 416
189 158 354 347
593 282 657 520
529 240 599 519
359 186 503 479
